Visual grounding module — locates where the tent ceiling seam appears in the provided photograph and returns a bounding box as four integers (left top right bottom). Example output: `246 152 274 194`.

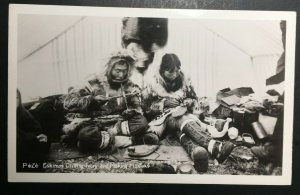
200 25 253 58
18 16 86 64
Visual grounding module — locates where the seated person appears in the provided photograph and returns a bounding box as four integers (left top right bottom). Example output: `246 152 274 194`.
62 50 159 153
17 89 50 172
142 53 234 171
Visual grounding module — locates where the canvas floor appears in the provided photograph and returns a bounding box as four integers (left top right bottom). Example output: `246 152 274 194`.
44 134 282 175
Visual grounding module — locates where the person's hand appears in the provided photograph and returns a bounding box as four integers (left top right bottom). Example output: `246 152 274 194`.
94 95 109 102
36 134 48 143
183 98 194 109
130 88 140 96
150 99 164 112
146 109 162 120
164 98 180 109
122 109 138 119
122 109 137 115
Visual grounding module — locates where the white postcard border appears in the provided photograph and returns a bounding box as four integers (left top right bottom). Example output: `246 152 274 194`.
8 4 296 184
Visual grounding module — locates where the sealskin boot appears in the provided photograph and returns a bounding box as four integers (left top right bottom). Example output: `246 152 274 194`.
176 130 208 173
208 140 234 163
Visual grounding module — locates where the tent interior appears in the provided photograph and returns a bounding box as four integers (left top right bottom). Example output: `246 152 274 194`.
17 15 284 102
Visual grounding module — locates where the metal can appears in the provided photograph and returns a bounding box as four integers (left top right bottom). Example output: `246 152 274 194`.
251 122 267 139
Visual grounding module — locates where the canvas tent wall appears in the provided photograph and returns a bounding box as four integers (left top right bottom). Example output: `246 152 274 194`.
17 15 283 102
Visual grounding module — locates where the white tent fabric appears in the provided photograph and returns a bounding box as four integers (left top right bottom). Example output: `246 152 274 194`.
18 15 83 62
17 16 283 102
197 20 283 57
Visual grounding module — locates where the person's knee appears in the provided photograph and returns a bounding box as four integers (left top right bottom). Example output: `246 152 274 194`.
77 125 111 152
166 116 178 131
177 115 196 131
128 114 149 136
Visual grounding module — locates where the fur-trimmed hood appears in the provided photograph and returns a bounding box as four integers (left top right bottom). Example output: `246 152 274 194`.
104 50 134 85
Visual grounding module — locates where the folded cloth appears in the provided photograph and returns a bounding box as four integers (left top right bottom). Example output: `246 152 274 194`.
217 87 254 101
221 95 240 106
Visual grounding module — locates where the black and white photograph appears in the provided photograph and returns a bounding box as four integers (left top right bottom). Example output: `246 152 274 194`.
8 4 296 184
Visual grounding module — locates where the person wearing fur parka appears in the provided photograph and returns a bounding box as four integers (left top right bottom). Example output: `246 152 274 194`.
61 50 159 153
142 53 234 172
142 53 197 122
63 50 141 116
